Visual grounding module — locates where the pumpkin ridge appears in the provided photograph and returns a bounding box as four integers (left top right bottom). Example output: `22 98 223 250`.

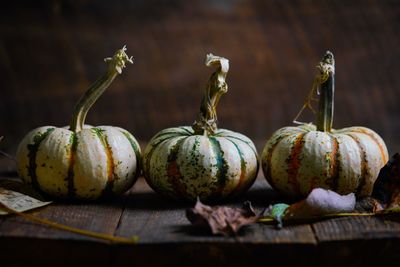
153 131 189 139
91 128 116 197
179 126 194 135
225 138 246 197
209 137 229 198
144 136 183 189
347 133 369 196
223 135 257 156
26 127 55 195
66 132 78 198
351 130 388 165
263 133 296 190
286 133 306 196
328 134 340 191
166 137 189 198
120 130 142 182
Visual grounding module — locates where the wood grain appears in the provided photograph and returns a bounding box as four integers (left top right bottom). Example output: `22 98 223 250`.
1 171 400 266
115 177 316 244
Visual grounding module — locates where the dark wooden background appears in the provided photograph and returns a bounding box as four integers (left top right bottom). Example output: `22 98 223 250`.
1 0 400 157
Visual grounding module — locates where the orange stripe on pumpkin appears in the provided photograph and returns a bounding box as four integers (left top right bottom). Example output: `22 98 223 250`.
329 135 340 191
166 138 188 198
105 141 115 184
286 133 306 196
352 130 388 165
101 134 116 196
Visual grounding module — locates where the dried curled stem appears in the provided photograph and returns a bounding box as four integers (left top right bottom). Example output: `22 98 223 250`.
70 46 133 132
293 51 335 125
192 54 229 135
104 45 133 74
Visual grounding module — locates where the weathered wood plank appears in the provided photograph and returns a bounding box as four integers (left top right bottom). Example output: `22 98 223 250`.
0 203 124 241
0 175 125 242
0 176 125 266
312 215 400 266
115 176 316 244
312 216 400 242
112 176 317 266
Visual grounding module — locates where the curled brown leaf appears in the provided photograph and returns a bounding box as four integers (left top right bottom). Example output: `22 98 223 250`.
186 198 259 236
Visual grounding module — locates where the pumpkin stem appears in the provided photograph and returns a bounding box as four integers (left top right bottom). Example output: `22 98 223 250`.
69 46 133 132
316 51 335 132
192 54 229 135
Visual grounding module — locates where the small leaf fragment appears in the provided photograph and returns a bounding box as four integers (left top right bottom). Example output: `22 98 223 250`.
186 198 259 236
266 203 289 228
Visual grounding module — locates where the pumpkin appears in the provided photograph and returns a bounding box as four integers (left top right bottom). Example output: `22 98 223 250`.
143 54 259 201
261 51 388 198
16 46 141 199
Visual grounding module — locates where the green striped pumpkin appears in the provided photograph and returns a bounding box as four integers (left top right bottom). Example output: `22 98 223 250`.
261 52 388 198
16 47 141 199
143 54 259 201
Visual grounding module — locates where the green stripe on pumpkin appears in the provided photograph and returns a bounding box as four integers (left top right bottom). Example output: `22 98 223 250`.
166 137 189 198
179 126 194 135
120 130 142 180
144 136 178 179
27 127 55 194
222 135 257 156
209 137 229 197
153 129 191 140
66 132 78 198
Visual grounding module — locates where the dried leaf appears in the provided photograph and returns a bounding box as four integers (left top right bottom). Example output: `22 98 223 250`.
284 188 356 219
371 153 400 212
265 188 356 227
0 180 51 215
186 198 259 236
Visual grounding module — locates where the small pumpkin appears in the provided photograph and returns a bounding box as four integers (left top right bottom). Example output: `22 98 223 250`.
143 54 259 201
261 51 388 198
16 47 141 199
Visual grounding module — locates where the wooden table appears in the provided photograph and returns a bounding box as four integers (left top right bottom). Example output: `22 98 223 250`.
1 170 400 267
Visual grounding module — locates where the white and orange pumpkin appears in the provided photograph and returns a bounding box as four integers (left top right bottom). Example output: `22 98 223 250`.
16 47 141 199
143 54 259 201
261 51 388 198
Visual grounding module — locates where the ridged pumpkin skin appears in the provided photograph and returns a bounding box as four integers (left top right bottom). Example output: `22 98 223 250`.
143 126 259 201
16 47 139 200
261 123 388 198
16 125 141 199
